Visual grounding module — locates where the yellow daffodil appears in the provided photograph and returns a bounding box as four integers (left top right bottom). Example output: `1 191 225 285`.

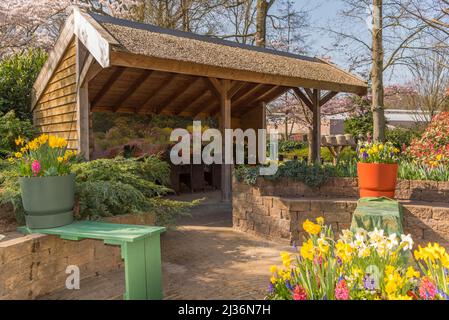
48 135 68 149
303 219 321 235
300 239 314 261
405 266 420 279
38 134 49 145
316 217 324 225
57 156 64 163
269 265 277 274
270 276 276 284
14 152 22 158
15 136 25 146
317 237 329 254
335 240 353 262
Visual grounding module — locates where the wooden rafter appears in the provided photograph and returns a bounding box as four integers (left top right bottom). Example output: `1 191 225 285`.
91 66 126 107
231 83 266 108
136 73 177 113
228 81 246 99
292 87 313 110
154 77 200 113
193 96 218 117
320 91 338 106
204 77 222 99
112 70 153 111
175 88 210 116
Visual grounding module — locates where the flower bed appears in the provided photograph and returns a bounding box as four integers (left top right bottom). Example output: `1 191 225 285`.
267 218 449 300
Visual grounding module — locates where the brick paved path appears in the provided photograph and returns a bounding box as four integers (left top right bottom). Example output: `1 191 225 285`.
40 192 291 300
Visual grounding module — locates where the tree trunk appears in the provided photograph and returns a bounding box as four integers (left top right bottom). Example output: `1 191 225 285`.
371 0 385 142
307 127 313 163
255 0 274 47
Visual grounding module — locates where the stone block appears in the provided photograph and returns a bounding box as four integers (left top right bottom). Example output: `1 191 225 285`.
432 207 449 220
288 200 311 212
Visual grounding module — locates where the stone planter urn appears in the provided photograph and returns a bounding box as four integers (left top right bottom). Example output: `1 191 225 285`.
20 174 75 229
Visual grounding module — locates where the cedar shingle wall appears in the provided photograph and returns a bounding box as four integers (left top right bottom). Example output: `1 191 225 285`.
33 39 78 150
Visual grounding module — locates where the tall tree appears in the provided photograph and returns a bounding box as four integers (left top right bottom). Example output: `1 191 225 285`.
255 0 275 47
371 0 385 141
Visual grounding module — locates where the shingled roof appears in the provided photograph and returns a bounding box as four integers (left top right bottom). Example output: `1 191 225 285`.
90 13 367 95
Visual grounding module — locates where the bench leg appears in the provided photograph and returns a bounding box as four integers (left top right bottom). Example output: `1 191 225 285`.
122 240 147 300
144 235 163 300
121 235 163 300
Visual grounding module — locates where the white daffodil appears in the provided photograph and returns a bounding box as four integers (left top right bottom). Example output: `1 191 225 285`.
386 233 399 250
354 234 366 249
341 229 353 244
376 242 387 256
368 228 384 244
400 234 414 251
358 245 371 258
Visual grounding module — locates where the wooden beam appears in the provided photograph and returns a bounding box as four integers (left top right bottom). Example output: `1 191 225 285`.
176 89 210 116
136 73 177 113
293 87 313 111
73 7 119 68
228 81 246 99
311 89 321 164
232 83 266 108
220 79 232 202
193 96 217 118
235 86 289 118
91 67 125 107
76 38 90 159
155 77 201 113
112 70 153 111
320 91 339 106
110 51 368 96
204 77 222 99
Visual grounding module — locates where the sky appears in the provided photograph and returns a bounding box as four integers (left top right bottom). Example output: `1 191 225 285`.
290 0 411 85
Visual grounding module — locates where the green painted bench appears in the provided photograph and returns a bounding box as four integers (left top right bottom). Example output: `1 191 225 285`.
19 221 166 300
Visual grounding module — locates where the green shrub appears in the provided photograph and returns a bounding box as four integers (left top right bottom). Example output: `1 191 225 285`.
0 49 47 120
235 160 335 188
0 156 196 226
279 140 302 153
386 128 422 149
344 112 373 137
398 161 449 181
0 110 37 157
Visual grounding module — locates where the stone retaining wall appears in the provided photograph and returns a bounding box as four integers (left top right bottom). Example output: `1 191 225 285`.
0 213 155 300
233 178 449 249
245 177 449 203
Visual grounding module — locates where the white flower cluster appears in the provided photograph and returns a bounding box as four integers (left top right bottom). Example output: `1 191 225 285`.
339 228 414 257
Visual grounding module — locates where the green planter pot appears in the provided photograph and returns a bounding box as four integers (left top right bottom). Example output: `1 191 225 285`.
20 174 75 229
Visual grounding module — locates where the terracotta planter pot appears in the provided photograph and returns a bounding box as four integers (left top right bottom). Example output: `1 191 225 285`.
357 162 398 198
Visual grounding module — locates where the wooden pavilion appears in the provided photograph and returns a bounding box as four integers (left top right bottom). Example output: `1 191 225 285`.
31 6 367 201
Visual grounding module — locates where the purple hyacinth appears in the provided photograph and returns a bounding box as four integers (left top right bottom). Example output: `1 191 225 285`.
285 280 293 291
363 275 377 291
268 283 274 293
363 151 369 160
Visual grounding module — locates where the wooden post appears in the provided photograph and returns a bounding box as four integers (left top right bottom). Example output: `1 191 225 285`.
311 89 321 163
220 79 232 202
76 39 91 160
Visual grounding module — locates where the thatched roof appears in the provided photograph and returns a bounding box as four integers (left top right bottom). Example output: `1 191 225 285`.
90 13 367 95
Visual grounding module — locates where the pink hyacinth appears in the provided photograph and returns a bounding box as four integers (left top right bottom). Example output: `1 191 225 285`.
293 285 307 300
335 279 350 300
31 160 41 176
419 277 437 300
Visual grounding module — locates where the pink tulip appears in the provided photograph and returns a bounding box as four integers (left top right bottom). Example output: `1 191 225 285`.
31 160 41 176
